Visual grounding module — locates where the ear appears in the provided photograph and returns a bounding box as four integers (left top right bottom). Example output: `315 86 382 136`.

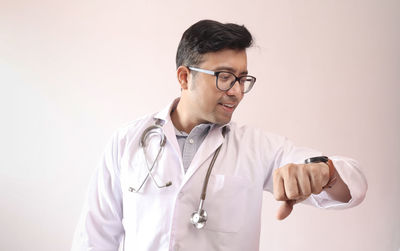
176 66 190 90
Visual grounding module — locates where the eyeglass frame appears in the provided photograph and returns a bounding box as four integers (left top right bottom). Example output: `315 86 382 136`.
188 66 256 94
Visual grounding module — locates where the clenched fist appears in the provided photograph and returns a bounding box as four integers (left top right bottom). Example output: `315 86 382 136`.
273 162 332 220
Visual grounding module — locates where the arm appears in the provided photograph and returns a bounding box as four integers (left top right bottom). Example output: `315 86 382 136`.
273 156 367 220
260 133 367 220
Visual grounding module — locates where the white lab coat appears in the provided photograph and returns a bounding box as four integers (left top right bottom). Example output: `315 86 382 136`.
72 99 367 251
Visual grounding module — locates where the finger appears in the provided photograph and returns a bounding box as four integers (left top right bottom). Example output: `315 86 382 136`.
321 162 331 187
273 173 287 201
276 200 296 220
284 174 299 200
297 172 312 198
309 165 323 194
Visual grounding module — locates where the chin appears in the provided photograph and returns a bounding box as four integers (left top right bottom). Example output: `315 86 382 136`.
214 116 232 125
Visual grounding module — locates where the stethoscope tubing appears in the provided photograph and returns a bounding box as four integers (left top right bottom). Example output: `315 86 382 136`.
200 144 222 200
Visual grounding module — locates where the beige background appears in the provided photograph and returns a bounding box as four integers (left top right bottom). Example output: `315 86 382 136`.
1 0 399 250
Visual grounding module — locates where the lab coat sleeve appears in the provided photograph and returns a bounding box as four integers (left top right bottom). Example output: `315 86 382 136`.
262 134 367 209
305 156 368 209
71 132 124 251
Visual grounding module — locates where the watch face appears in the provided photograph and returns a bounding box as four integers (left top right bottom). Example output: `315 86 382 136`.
305 156 329 164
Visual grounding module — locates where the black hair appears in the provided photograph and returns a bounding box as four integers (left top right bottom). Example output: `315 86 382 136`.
176 20 253 69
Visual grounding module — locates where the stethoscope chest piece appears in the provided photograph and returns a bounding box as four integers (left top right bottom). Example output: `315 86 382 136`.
190 209 207 229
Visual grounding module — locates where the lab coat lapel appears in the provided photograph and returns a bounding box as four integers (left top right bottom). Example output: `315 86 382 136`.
162 119 182 160
182 126 225 184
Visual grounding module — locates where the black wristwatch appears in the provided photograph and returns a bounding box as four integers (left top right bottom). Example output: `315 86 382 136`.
304 156 329 164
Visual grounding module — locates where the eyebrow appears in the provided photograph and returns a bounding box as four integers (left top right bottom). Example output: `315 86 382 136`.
212 66 248 75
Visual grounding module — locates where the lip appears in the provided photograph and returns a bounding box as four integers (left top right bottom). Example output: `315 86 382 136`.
218 103 236 113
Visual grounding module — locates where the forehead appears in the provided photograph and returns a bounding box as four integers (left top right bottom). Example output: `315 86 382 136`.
199 49 248 73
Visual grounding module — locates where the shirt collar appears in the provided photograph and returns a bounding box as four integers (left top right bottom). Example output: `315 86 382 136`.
174 123 212 137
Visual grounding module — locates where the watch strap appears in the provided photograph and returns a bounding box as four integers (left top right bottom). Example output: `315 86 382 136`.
304 156 329 164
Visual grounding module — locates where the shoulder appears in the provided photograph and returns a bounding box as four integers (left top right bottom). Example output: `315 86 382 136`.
228 122 287 144
227 122 291 156
114 113 155 139
104 113 157 153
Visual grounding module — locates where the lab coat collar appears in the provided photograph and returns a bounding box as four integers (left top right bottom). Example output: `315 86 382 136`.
153 98 180 124
152 98 182 162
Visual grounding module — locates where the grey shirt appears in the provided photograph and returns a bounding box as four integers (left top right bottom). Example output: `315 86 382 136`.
174 123 211 173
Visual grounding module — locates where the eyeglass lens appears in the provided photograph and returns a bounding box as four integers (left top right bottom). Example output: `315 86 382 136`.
217 72 255 93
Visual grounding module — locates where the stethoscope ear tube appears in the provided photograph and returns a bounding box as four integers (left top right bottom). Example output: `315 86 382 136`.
140 125 166 147
130 124 171 192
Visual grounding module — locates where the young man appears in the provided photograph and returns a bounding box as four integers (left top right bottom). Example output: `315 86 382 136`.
72 20 367 251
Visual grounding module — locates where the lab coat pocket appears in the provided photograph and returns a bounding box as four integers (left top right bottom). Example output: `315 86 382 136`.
205 174 252 233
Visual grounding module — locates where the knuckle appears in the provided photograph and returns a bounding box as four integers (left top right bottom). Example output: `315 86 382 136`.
303 187 312 197
302 166 310 177
274 191 285 201
286 190 298 200
310 169 322 182
312 186 323 194
286 194 294 200
284 163 298 176
308 164 320 174
300 182 311 196
303 190 312 198
299 195 309 201
286 163 295 168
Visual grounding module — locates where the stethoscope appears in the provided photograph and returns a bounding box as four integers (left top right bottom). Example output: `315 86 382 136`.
128 119 224 230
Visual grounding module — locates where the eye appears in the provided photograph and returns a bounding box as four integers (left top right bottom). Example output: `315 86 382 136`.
218 72 234 81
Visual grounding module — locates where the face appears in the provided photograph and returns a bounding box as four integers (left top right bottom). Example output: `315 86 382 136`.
183 49 248 125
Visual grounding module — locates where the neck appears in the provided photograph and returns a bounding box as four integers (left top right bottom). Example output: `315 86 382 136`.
171 99 203 134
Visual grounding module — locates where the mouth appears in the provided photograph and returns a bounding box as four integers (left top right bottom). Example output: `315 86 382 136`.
218 102 236 113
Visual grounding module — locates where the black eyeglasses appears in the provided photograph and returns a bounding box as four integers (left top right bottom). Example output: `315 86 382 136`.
188 66 256 93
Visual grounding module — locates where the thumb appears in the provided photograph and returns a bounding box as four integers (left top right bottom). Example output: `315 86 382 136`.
276 200 296 220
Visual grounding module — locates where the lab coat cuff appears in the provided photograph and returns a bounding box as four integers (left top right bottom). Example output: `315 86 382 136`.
306 156 367 209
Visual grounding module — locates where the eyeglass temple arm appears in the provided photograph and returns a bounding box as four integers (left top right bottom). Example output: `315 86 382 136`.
188 67 216 76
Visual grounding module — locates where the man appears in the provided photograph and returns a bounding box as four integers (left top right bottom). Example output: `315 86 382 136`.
72 20 367 251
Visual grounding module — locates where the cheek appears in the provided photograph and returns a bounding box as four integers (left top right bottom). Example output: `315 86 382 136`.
197 84 219 106
199 91 216 111
238 94 244 103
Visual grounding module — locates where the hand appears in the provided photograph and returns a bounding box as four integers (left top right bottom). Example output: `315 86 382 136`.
273 162 330 220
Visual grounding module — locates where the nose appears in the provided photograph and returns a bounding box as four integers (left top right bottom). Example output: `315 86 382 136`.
226 80 243 97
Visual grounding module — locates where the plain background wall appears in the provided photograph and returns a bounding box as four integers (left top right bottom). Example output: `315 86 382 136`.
1 0 399 250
